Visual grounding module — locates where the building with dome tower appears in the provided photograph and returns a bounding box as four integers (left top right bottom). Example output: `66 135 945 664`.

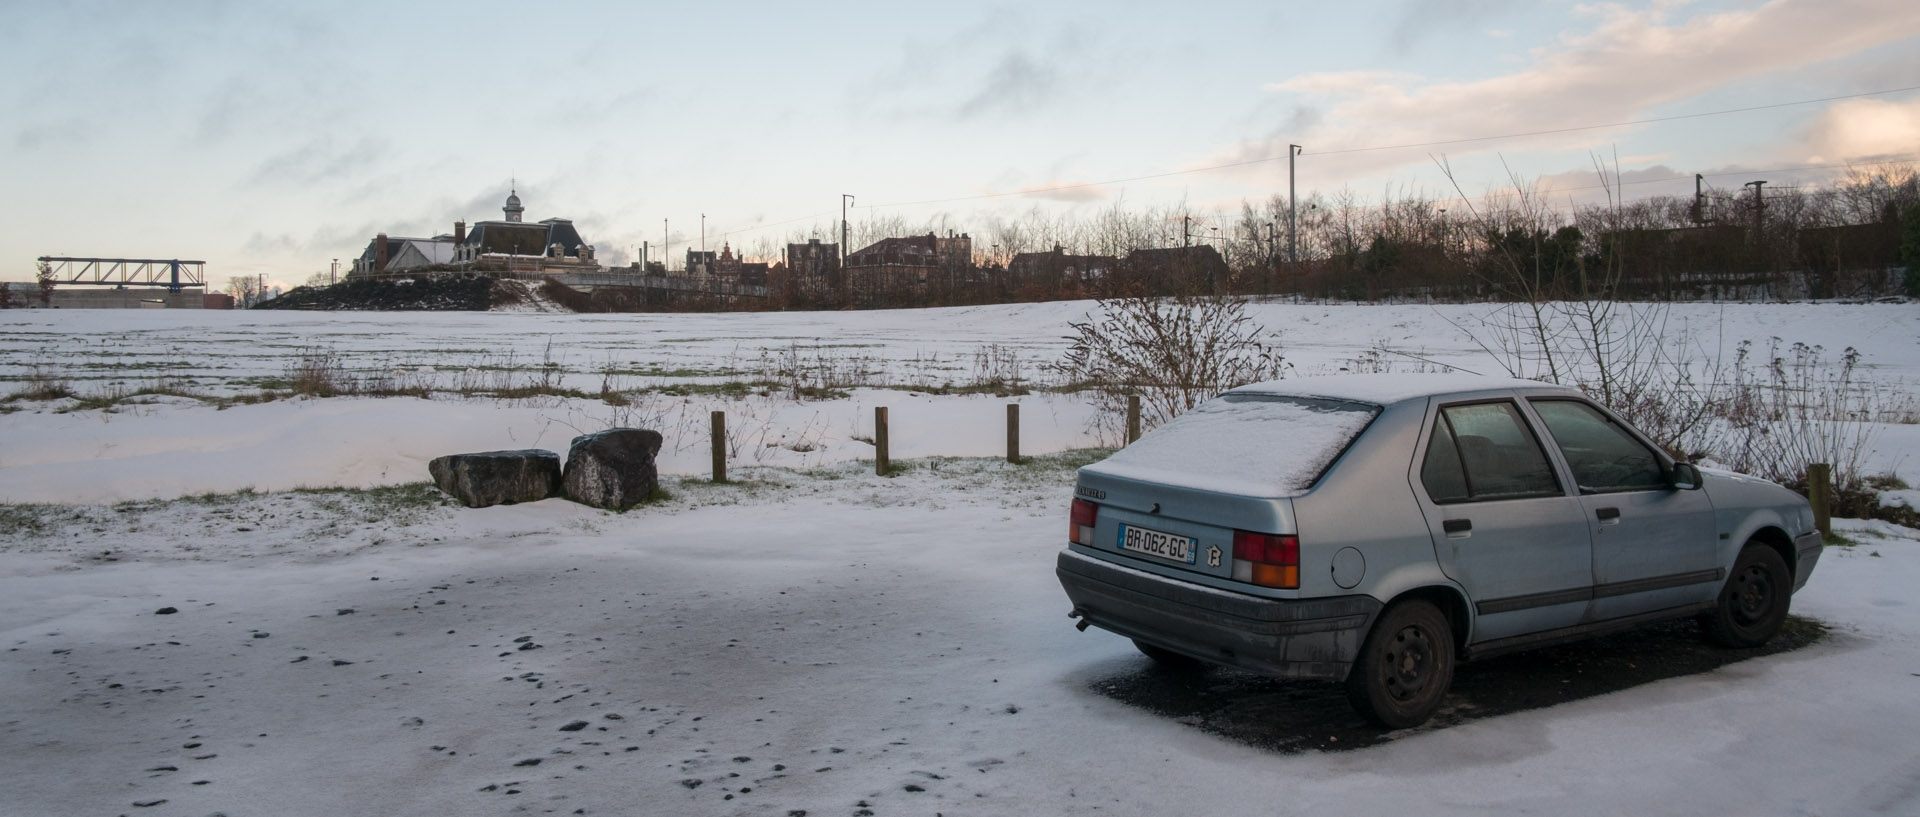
350 186 600 279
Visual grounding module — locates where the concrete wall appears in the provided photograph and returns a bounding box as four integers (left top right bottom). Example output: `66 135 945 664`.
49 289 207 309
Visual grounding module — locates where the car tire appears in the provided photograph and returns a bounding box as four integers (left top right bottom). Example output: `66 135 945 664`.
1701 543 1791 648
1133 639 1201 669
1345 599 1454 729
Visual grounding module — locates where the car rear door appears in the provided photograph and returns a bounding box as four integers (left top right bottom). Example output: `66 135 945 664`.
1525 398 1719 620
1413 399 1595 643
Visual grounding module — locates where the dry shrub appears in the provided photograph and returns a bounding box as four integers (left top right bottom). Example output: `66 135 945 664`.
1716 340 1909 493
1055 291 1287 442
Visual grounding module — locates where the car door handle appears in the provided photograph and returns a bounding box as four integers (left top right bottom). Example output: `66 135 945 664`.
1596 507 1621 522
1442 518 1472 534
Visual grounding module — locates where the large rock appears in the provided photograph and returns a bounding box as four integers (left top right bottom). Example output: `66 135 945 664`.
563 429 664 510
428 449 561 508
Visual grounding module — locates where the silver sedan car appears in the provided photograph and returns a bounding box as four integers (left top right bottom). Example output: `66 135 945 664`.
1057 374 1822 728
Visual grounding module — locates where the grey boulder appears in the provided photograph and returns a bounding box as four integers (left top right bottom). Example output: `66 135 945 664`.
563 429 664 510
427 449 561 508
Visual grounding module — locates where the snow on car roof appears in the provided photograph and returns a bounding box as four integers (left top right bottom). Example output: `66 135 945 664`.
1083 393 1380 497
1229 372 1576 406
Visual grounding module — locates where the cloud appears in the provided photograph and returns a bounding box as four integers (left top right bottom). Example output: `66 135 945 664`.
1387 0 1522 53
196 78 266 146
1234 0 1920 179
955 49 1059 120
243 232 300 255
1018 182 1110 203
851 9 1095 124
15 118 90 151
1798 97 1920 162
1532 162 1693 199
248 138 389 186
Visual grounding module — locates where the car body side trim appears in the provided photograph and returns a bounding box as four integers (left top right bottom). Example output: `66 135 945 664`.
1592 568 1725 599
1475 585 1592 615
1466 601 1718 659
1474 568 1724 615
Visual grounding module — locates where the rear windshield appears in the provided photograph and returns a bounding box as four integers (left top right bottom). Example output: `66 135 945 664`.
1085 394 1380 497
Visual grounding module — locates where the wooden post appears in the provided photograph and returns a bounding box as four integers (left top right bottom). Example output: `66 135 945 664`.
875 406 890 476
711 410 726 483
1007 403 1020 464
1808 462 1831 536
1126 394 1141 444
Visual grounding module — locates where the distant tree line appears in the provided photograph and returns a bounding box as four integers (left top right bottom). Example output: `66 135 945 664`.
280 163 1920 313
716 162 1920 308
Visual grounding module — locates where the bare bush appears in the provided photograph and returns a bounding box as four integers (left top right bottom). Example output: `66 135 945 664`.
287 348 348 397
1716 341 1903 492
969 344 1029 394
1055 292 1287 441
1460 300 1727 457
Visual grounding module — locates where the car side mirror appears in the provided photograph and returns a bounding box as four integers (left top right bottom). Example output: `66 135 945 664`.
1668 462 1703 491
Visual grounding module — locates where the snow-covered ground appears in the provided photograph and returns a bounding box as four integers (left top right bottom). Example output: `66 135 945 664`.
3 300 1918 816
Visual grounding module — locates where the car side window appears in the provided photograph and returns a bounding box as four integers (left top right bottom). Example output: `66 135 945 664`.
1529 399 1666 493
1420 417 1471 503
1422 401 1562 503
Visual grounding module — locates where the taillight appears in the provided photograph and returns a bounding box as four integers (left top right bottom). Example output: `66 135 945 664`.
1070 499 1097 546
1233 530 1299 589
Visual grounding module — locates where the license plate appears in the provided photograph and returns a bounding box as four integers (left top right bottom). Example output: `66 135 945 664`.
1119 524 1197 564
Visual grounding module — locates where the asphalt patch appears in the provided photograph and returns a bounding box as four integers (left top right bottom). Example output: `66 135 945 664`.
1090 614 1827 753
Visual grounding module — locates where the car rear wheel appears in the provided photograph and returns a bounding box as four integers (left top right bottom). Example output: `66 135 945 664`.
1345 599 1454 729
1701 543 1791 648
1133 639 1201 669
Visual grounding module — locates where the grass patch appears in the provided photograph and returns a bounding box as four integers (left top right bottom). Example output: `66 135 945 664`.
0 505 52 537
486 384 596 400
4 377 76 402
601 365 745 378
884 382 1033 397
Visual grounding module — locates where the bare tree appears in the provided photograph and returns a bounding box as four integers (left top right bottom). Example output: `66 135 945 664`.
226 276 261 307
35 260 57 307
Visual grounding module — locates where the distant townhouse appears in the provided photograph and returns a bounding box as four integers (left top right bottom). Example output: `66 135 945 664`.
351 188 599 278
1118 245 1229 293
1008 245 1116 291
780 238 842 302
844 232 975 304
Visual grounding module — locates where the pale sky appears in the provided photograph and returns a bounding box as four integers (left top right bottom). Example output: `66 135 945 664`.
5 0 1918 287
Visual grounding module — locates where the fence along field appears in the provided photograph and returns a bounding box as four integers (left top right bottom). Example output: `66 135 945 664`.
0 301 1914 527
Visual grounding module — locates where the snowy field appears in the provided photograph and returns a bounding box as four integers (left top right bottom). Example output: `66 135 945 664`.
3 300 1919 816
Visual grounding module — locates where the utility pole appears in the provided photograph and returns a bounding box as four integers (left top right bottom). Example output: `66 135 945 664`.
663 219 669 273
1289 144 1302 276
1745 180 1768 237
1692 174 1708 225
1183 215 1191 247
841 194 855 268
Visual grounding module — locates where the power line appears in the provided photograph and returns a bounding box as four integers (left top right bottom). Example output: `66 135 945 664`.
864 85 1920 208
1436 154 1920 204
1310 86 1920 156
702 85 1920 244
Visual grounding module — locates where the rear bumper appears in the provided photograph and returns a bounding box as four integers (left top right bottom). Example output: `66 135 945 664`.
1792 530 1823 592
1056 549 1381 681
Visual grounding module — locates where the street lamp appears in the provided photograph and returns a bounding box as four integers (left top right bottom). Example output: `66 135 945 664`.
841 194 855 268
1289 144 1302 275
